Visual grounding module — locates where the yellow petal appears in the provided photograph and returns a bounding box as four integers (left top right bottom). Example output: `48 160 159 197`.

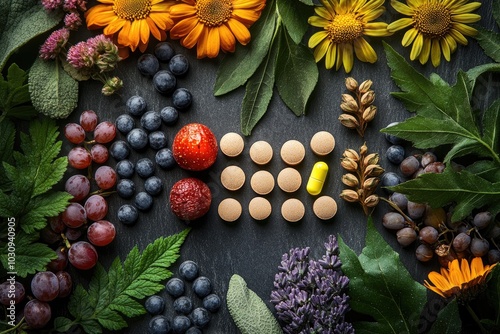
453 23 478 37
362 8 385 22
470 257 484 277
402 28 418 47
452 13 481 24
308 15 331 28
182 22 204 48
170 17 199 39
325 43 337 69
206 27 220 58
227 19 251 45
336 42 343 70
117 20 132 47
103 18 124 35
451 2 481 14
445 34 458 52
196 28 210 58
409 32 423 60
342 43 354 73
387 18 413 32
364 22 391 36
440 38 451 61
360 0 385 12
309 31 329 48
315 6 334 20
460 258 471 283
418 36 431 64
354 37 377 63
391 0 413 15
449 28 469 45
431 38 441 67
219 24 236 52
313 38 331 63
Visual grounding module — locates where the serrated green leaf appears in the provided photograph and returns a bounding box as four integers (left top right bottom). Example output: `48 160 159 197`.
483 99 500 153
6 106 37 120
0 0 63 71
0 120 15 188
20 190 72 234
390 167 500 221
466 63 500 92
476 27 500 63
214 0 277 96
69 285 95 319
338 219 427 334
275 29 318 116
96 308 128 331
276 0 312 44
53 317 76 333
428 300 461 334
6 63 27 88
466 160 500 183
109 295 145 318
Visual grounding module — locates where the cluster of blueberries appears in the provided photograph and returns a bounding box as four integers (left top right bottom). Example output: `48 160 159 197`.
146 260 222 334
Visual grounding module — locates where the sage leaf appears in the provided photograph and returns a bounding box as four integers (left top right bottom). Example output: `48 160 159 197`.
275 29 318 116
276 0 313 44
389 167 500 221
428 300 461 334
227 274 283 334
338 218 427 334
213 0 277 96
0 0 63 70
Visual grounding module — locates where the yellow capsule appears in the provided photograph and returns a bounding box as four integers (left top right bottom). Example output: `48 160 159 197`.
306 161 329 195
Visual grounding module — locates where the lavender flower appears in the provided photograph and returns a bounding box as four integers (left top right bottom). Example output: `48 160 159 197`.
271 235 354 334
64 12 82 30
41 0 64 11
39 28 70 60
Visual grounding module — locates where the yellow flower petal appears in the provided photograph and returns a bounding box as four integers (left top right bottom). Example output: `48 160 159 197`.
387 18 413 32
391 0 413 15
308 15 331 28
402 28 418 47
227 19 251 45
452 13 481 24
182 21 204 48
219 24 236 52
206 27 221 58
445 34 458 52
313 38 331 63
409 32 423 60
431 39 441 67
440 37 451 61
453 22 478 36
451 2 481 14
315 6 334 20
354 37 377 63
449 28 469 45
362 8 385 22
342 43 354 73
418 36 431 64
325 43 337 69
309 31 329 48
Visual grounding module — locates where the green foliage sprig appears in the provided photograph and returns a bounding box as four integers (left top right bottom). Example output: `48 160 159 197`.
0 63 37 122
476 0 500 63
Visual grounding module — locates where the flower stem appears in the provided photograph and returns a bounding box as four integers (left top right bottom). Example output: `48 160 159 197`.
466 303 488 334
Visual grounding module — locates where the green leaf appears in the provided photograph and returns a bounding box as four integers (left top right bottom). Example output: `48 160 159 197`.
428 300 461 334
466 63 500 92
275 29 318 116
0 0 63 71
299 0 314 6
483 99 500 154
485 266 500 328
276 0 312 44
227 274 283 334
214 0 277 96
29 58 78 119
0 64 36 121
0 120 15 188
390 167 500 221
338 219 427 334
466 160 500 183
7 63 27 88
53 317 76 333
476 27 500 63
62 229 190 333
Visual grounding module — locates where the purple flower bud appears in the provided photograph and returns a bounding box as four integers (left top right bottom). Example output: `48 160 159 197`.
39 28 70 60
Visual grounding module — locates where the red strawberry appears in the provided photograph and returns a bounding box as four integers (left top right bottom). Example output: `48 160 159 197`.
172 123 218 171
169 177 212 222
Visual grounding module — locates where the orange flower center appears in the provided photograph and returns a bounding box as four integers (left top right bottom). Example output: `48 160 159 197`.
327 14 364 43
113 0 152 21
413 3 452 38
196 0 233 27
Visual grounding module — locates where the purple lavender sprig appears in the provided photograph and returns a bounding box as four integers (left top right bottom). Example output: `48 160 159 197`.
271 235 354 334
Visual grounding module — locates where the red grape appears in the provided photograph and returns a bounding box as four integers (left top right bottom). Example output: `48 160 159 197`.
84 195 108 221
87 220 116 246
49 215 66 233
94 166 117 190
24 299 52 329
40 226 62 244
65 227 83 241
0 281 25 305
68 147 92 169
56 271 72 298
80 110 98 132
47 247 68 272
68 241 98 270
31 271 59 302
94 121 116 143
61 202 87 228
90 144 109 164
65 174 90 202
64 123 85 144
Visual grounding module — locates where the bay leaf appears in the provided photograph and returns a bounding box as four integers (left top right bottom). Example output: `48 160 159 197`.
276 0 313 44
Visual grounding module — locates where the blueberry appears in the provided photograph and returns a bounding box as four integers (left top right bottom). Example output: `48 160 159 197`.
135 191 153 211
117 204 138 225
145 295 165 315
155 42 176 62
172 88 192 110
380 172 401 193
156 148 176 169
136 158 155 178
127 128 149 150
192 277 212 298
115 160 134 178
145 176 163 196
149 131 168 150
178 260 199 281
116 179 135 199
148 315 171 334
109 140 130 161
384 122 405 145
386 145 405 164
173 296 193 315
169 54 189 76
115 114 135 133
153 70 177 95
202 294 221 313
190 308 210 328
141 111 162 132
166 278 185 298
172 315 191 334
126 96 147 116
160 106 179 126
185 328 202 334
138 53 160 76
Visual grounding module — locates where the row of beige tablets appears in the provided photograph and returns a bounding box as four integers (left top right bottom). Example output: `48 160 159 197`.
218 131 338 222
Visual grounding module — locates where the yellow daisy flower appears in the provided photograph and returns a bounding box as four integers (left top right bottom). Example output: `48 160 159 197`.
387 0 481 67
85 0 175 55
307 0 391 73
424 257 496 302
169 0 266 59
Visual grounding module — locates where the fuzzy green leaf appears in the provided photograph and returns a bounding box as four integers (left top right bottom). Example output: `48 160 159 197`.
338 219 427 334
0 0 63 71
276 0 312 44
428 300 461 334
275 29 318 116
227 274 283 334
389 167 500 221
59 229 190 333
29 58 78 119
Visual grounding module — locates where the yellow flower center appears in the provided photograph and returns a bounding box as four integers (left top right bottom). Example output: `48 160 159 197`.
196 0 233 27
327 14 364 44
113 0 152 21
413 3 452 38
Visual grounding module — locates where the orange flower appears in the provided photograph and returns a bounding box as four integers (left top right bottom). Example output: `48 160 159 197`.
169 0 266 58
85 0 175 54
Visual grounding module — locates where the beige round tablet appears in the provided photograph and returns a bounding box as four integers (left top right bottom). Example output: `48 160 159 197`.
281 198 305 222
310 131 335 156
313 196 338 220
220 165 246 191
250 170 275 195
220 132 245 157
249 141 273 165
248 197 272 220
277 168 302 193
280 140 305 165
218 198 242 222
